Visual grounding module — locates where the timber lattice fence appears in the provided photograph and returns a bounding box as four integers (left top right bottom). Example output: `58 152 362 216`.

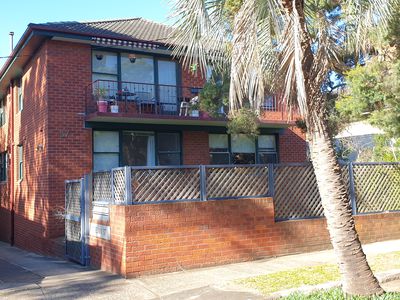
68 162 400 221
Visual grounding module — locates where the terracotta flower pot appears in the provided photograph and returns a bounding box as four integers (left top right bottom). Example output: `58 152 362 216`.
97 100 108 113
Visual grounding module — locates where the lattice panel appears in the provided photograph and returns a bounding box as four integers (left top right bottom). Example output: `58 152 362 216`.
65 180 83 263
206 166 269 199
131 167 201 202
353 164 400 213
66 181 81 216
65 220 82 262
66 219 81 241
93 171 112 202
113 169 126 204
274 164 323 220
340 164 350 193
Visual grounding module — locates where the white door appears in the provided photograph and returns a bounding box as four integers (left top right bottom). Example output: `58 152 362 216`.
157 61 177 113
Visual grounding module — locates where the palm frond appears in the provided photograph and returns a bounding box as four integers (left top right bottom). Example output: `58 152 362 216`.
169 0 230 75
342 0 398 55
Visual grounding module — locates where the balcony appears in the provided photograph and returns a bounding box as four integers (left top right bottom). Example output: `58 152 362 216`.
85 80 296 127
86 79 204 116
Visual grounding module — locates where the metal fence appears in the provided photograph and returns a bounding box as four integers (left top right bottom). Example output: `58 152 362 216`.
84 162 400 219
206 165 269 199
65 180 85 264
353 163 400 213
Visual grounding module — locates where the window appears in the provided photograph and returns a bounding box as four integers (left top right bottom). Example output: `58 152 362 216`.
93 131 120 172
209 134 278 165
262 95 276 110
92 51 118 75
258 135 278 163
209 134 230 164
92 51 119 97
0 99 5 127
157 133 181 165
231 134 256 164
0 152 7 182
121 54 154 84
17 80 23 112
17 145 23 180
122 131 155 166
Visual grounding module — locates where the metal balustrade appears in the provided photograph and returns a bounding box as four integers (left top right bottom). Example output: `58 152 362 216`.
86 80 202 117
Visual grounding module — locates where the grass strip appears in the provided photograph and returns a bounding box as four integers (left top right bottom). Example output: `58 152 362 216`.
238 251 400 295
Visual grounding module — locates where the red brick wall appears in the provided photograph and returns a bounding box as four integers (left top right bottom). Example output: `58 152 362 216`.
89 208 126 275
0 85 12 244
180 66 206 98
46 40 92 238
12 42 52 251
279 127 307 163
92 198 400 277
0 40 93 254
182 131 210 165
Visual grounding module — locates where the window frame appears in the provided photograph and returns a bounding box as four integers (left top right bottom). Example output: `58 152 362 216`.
92 130 120 172
0 152 7 182
92 130 183 170
0 98 5 127
17 145 23 181
17 80 23 112
257 135 278 164
91 48 181 94
156 132 182 166
208 133 279 165
209 133 231 165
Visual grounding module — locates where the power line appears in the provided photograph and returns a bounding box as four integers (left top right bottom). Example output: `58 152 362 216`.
0 54 31 60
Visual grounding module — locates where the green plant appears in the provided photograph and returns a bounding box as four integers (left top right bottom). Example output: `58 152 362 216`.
227 108 259 137
284 288 400 300
94 87 107 100
199 72 229 117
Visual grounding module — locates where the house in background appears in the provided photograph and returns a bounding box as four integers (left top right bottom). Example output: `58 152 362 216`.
335 121 385 162
0 18 307 257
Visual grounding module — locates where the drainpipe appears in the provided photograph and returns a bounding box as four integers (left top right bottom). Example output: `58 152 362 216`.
9 81 15 246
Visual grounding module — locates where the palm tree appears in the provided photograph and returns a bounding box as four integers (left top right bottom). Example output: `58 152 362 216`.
170 0 398 296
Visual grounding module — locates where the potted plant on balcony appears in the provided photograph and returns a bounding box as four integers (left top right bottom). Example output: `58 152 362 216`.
190 97 200 117
94 87 108 113
110 97 119 113
199 72 229 118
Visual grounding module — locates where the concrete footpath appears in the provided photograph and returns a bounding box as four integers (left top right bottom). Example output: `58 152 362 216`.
0 240 399 299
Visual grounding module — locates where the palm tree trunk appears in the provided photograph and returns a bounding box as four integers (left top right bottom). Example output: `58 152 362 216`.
307 116 384 296
284 0 385 294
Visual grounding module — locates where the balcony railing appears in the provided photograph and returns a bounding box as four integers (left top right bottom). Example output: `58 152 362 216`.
85 80 295 122
86 80 203 117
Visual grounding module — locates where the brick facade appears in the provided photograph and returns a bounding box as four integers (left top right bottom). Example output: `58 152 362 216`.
90 198 400 278
0 38 307 257
0 40 93 254
182 131 210 165
279 126 307 163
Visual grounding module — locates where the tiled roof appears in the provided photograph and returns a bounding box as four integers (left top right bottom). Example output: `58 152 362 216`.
30 18 175 44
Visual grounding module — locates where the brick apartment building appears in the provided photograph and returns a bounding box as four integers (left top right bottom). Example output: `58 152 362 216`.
0 18 307 256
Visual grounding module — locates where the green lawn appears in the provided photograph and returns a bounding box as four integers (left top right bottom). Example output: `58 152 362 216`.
238 251 400 296
284 288 400 299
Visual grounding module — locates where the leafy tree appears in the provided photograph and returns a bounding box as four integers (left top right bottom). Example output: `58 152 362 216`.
199 72 229 117
337 59 400 138
170 0 398 295
373 135 400 161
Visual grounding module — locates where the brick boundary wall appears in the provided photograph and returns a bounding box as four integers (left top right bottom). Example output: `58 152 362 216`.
89 198 400 278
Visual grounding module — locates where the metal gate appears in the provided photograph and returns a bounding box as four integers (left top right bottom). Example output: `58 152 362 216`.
65 178 90 265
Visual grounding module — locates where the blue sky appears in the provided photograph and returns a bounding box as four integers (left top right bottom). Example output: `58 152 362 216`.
0 0 170 68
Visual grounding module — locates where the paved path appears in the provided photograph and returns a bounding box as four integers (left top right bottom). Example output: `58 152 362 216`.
0 240 399 299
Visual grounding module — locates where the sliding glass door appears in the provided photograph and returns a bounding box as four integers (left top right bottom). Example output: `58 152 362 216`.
157 60 177 113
